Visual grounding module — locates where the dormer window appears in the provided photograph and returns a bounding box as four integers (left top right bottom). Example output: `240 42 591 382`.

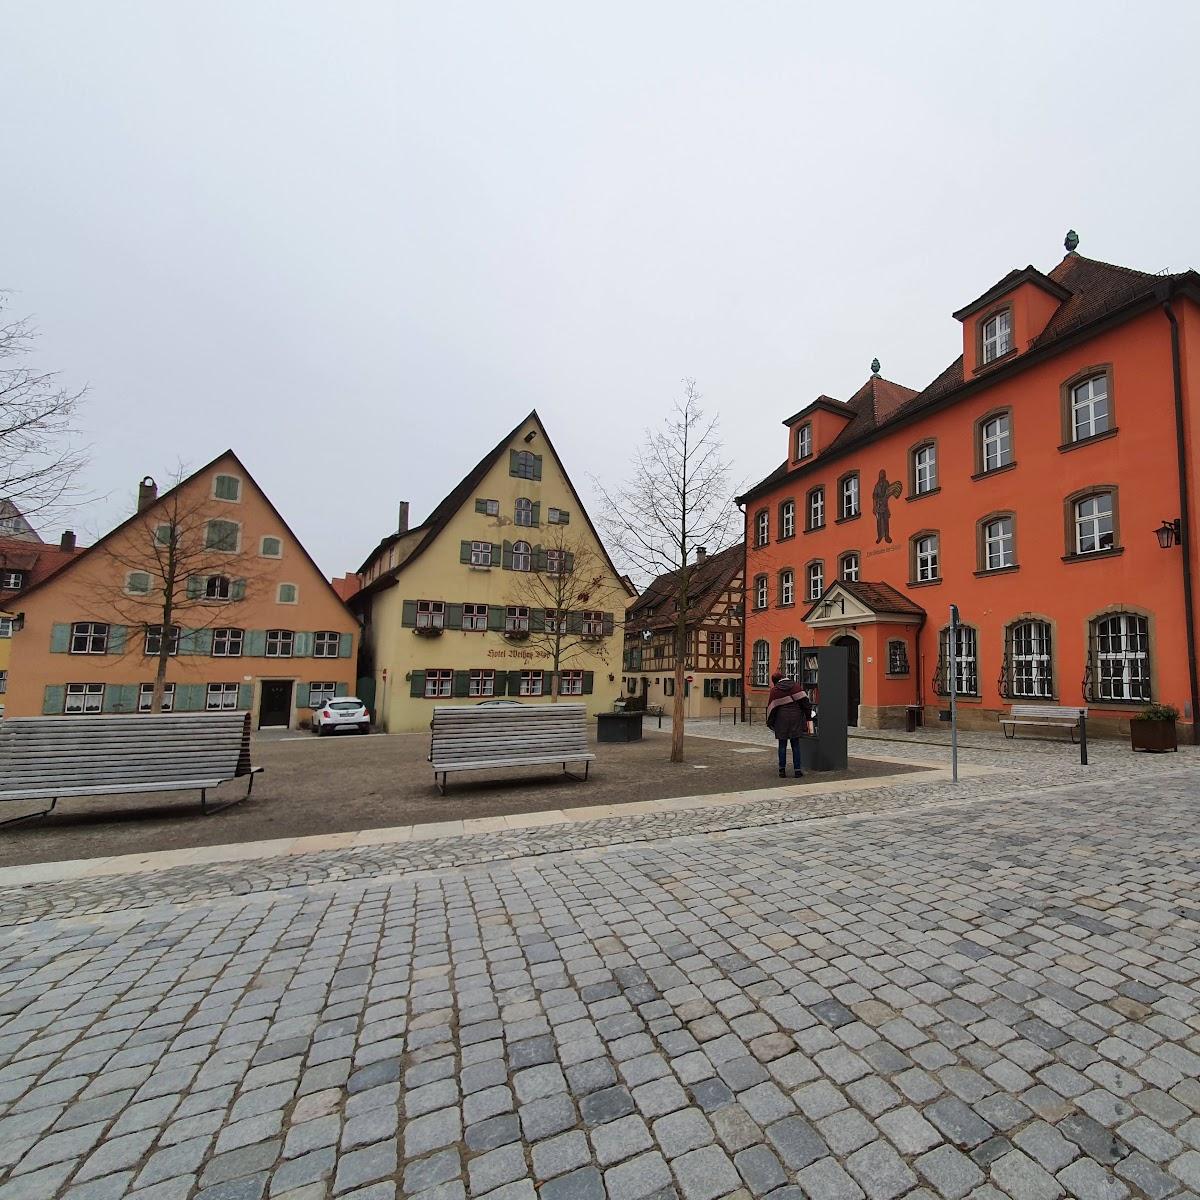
981 310 1012 364
795 424 812 460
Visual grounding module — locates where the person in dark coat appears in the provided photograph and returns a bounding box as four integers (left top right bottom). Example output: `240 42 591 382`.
766 672 812 778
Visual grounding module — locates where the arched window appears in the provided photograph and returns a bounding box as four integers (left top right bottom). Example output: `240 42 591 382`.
754 574 768 610
1070 374 1111 442
780 499 795 539
911 442 937 495
752 640 770 688
911 533 939 583
806 561 824 601
205 574 232 601
935 624 978 696
515 497 534 527
1072 491 1116 555
839 472 860 520
779 570 795 606
980 515 1015 571
981 309 1012 363
807 487 825 530
1002 619 1053 699
795 424 812 460
1087 612 1150 702
512 541 532 571
511 450 540 480
755 509 769 547
839 552 859 582
780 637 800 679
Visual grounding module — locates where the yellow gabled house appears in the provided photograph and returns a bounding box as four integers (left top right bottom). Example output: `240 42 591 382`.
353 412 633 732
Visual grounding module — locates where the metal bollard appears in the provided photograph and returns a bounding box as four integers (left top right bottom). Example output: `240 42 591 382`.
1079 710 1088 766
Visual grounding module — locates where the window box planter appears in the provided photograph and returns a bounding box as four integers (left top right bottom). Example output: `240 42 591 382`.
1130 705 1179 753
504 630 529 641
413 626 443 638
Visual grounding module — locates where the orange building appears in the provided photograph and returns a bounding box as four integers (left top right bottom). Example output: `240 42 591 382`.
737 237 1200 737
5 452 358 728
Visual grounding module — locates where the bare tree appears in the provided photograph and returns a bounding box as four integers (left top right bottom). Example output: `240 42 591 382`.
594 379 737 761
84 470 266 712
504 528 624 699
0 296 86 517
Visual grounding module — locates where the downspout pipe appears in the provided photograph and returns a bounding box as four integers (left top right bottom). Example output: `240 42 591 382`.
1163 298 1200 744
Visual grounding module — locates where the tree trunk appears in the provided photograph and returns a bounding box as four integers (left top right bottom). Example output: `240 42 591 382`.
670 621 686 762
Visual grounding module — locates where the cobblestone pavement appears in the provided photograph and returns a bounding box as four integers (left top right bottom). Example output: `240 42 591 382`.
1 742 1199 1200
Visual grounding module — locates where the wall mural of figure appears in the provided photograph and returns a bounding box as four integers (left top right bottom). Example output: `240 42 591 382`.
872 469 902 544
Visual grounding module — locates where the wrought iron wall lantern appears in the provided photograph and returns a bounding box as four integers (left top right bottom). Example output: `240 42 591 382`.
819 595 845 619
1155 518 1182 549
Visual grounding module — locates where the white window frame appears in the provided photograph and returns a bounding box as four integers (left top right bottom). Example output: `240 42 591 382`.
0 570 21 590
559 670 584 696
424 669 453 698
755 575 768 610
138 682 176 712
519 670 544 697
144 624 180 657
512 451 538 480
1074 494 1114 555
807 562 824 601
1071 375 1110 441
265 629 294 658
781 500 795 539
482 498 500 516
752 640 770 688
544 609 560 634
809 488 825 529
546 548 567 576
915 535 939 582
547 506 568 524
780 570 794 606
416 600 446 629
205 574 232 601
780 637 800 679
840 553 860 582
0 669 6 694
515 498 534 527
984 517 1015 570
796 424 812 459
313 631 340 658
470 541 493 567
468 669 495 697
981 413 1012 472
0 617 12 638
463 603 488 631
505 605 530 633
512 541 532 571
582 610 603 636
1093 613 1150 702
212 627 244 657
310 681 337 707
65 682 105 713
914 443 937 494
755 510 769 547
1009 620 1053 699
206 682 239 711
841 475 859 519
708 630 724 659
982 310 1012 363
70 622 109 655
941 625 979 696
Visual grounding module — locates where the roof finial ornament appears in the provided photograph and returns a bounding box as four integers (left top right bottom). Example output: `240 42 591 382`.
1064 229 1079 253
870 357 881 376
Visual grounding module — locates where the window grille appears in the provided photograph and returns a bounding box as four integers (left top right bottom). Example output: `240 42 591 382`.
1084 613 1150 702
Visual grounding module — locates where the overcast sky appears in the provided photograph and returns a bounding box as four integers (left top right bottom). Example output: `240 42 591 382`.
3 2 1198 575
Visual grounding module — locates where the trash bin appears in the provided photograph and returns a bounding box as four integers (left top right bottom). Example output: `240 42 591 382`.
596 711 644 743
905 705 922 733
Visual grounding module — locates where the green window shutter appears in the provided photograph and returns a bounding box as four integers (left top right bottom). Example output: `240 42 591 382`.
603 612 615 636
296 683 310 708
121 683 140 712
566 611 584 634
509 449 520 476
50 623 70 653
176 684 205 711
193 628 213 656
338 632 353 658
186 575 203 599
104 684 134 714
529 609 545 633
460 540 472 564
561 509 570 524
533 546 547 572
402 600 418 627
494 671 508 697
108 625 127 655
237 682 252 710
232 578 246 600
564 552 575 573
245 629 266 657
410 670 426 698
43 684 65 714
487 606 505 631
446 604 464 630
335 682 349 697
474 499 487 514
502 541 514 570
543 671 554 695
582 671 594 694
294 631 313 657
491 542 502 565
177 628 197 655
507 670 523 695
453 671 470 698
531 502 541 526
533 454 543 480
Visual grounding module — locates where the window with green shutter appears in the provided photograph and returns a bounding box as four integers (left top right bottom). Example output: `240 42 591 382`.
402 600 418 627
126 571 151 595
213 474 241 501
409 670 426 698
205 519 240 552
260 536 282 558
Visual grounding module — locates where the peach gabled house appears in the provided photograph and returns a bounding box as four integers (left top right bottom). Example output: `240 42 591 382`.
4 451 358 728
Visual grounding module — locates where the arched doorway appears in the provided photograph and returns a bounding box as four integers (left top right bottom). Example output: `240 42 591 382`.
830 634 861 727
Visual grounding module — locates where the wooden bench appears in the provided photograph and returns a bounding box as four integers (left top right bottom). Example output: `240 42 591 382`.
1000 705 1086 742
429 703 594 794
0 712 263 824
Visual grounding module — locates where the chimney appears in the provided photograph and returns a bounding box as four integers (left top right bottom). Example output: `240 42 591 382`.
695 546 707 563
397 501 409 534
137 476 158 512
60 530 76 552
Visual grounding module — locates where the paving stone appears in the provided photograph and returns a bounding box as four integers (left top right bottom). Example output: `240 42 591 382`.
795 1156 865 1200
926 1097 995 1148
605 1151 672 1200
532 1131 591 1180
540 1166 605 1200
733 1145 786 1197
845 1140 918 1200
652 1109 714 1159
914 1144 985 1199
878 1106 942 1155
466 1114 522 1153
671 1144 740 1200
988 1149 1064 1200
581 1086 636 1127
764 1116 827 1170
1054 1157 1128 1200
468 1144 527 1196
403 1149 462 1195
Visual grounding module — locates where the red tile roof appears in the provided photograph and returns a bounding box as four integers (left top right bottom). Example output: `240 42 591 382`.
626 542 744 633
0 537 84 608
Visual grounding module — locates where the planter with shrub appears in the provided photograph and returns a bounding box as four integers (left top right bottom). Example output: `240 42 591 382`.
1130 703 1179 753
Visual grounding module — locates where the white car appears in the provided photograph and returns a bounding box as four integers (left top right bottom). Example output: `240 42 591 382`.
312 696 371 736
